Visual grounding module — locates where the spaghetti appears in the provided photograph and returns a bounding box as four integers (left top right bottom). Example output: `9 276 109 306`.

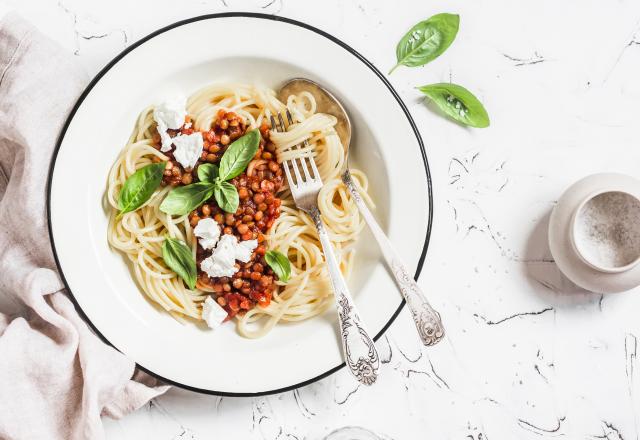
106 83 373 338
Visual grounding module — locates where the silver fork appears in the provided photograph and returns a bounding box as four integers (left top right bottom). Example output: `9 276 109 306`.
271 111 380 385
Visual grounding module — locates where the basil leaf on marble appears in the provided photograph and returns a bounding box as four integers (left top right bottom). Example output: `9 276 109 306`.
390 13 459 74
117 162 166 216
162 237 197 290
417 83 490 128
213 180 239 214
218 129 260 181
160 182 215 216
265 250 291 283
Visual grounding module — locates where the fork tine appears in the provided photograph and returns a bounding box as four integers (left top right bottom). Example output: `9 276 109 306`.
285 109 294 125
299 157 312 181
291 157 303 185
271 112 296 187
309 155 320 180
270 114 279 132
284 109 314 182
272 110 323 188
283 159 294 187
287 109 313 152
277 110 303 184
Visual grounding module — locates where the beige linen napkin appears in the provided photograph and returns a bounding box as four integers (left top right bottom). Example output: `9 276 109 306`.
0 13 169 440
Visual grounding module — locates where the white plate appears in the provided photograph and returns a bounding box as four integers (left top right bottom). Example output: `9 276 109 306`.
47 13 433 395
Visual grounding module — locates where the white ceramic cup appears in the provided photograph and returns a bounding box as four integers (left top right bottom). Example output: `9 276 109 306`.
570 190 640 274
549 172 640 293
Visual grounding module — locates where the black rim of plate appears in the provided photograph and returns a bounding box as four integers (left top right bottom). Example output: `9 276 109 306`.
46 12 434 397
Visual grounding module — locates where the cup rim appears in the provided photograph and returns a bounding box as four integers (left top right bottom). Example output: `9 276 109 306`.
570 189 640 274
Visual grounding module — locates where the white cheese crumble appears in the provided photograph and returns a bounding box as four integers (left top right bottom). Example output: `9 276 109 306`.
235 239 258 263
201 234 238 278
200 234 258 278
153 95 187 152
202 296 228 329
172 132 203 169
194 218 221 250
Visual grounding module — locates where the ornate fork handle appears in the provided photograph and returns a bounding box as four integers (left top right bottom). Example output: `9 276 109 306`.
310 207 380 385
342 170 444 346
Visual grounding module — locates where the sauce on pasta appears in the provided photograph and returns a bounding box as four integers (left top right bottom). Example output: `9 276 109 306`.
106 83 373 338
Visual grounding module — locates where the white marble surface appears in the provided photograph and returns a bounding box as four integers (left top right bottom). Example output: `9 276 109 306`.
8 0 640 438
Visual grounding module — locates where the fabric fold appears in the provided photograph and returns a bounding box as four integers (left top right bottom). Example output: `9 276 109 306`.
0 12 169 440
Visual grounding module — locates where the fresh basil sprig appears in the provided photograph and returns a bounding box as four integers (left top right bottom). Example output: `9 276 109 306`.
265 250 291 283
160 129 260 215
213 181 240 214
117 162 166 216
417 83 489 128
197 163 219 182
162 237 197 289
218 129 260 181
160 182 215 216
389 13 459 74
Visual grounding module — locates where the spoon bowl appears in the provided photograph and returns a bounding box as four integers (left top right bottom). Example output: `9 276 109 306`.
278 78 352 164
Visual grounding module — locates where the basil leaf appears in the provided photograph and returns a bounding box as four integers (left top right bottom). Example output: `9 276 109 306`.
265 250 291 283
218 129 260 181
390 13 459 74
118 162 166 215
213 180 239 213
160 182 215 216
417 83 490 128
162 237 197 290
197 163 219 182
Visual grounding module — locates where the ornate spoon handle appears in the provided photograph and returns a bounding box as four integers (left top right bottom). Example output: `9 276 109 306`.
310 207 380 385
342 170 445 346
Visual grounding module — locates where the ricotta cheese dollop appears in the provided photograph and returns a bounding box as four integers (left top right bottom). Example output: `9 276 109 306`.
172 132 203 170
235 238 258 263
153 95 187 152
200 234 258 278
193 218 221 250
202 296 228 329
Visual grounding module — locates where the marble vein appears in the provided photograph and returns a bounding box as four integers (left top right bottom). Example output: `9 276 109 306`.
473 307 554 326
517 416 566 437
293 388 316 419
591 421 625 440
502 51 546 67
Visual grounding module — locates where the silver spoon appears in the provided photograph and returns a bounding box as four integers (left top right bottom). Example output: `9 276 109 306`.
279 78 445 346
